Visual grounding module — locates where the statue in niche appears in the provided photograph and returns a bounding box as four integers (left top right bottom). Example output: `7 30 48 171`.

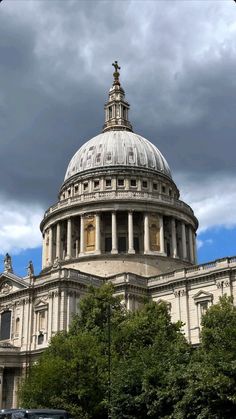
4 253 13 273
149 215 160 251
87 224 95 248
27 260 34 277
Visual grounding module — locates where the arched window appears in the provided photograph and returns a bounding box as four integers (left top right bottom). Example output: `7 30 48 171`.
0 310 11 340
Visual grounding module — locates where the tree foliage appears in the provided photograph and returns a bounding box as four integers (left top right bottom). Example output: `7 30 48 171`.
174 295 236 419
19 290 236 419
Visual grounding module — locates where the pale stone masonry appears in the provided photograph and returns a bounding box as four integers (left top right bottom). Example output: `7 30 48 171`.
0 63 233 407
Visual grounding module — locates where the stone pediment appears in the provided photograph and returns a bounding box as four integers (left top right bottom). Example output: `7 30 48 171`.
34 297 48 310
193 290 213 303
0 272 29 297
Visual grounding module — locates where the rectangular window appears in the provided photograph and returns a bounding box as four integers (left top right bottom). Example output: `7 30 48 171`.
74 185 78 193
200 302 208 317
162 185 166 193
105 179 112 188
142 180 148 188
130 179 136 187
39 311 46 330
94 180 100 189
153 183 158 190
169 189 172 196
118 178 124 187
83 182 88 191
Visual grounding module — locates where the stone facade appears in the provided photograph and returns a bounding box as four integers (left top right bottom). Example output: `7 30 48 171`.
0 64 233 408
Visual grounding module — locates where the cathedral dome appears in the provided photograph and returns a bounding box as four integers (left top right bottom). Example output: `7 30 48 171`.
41 61 198 280
64 130 172 181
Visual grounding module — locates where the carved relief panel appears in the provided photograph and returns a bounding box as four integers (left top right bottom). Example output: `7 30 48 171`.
85 215 95 252
149 214 160 251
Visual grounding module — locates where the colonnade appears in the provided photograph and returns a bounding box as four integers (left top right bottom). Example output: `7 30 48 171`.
42 211 197 268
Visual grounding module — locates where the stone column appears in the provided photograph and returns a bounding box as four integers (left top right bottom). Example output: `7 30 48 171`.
42 233 46 268
0 367 3 408
79 215 85 255
128 211 135 254
48 227 53 265
171 218 178 258
193 233 198 264
159 215 165 253
111 212 118 254
144 213 150 253
12 370 19 408
66 218 72 259
56 223 61 259
75 240 79 258
181 222 187 259
189 226 194 263
95 213 101 253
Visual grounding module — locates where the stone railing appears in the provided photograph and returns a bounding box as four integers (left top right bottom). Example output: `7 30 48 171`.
43 190 194 218
108 272 147 287
148 256 236 286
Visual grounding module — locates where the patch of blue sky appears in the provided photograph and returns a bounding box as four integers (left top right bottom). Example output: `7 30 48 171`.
0 247 42 278
197 226 236 264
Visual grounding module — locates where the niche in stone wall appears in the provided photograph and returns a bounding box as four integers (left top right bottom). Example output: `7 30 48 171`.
85 216 95 252
149 214 160 251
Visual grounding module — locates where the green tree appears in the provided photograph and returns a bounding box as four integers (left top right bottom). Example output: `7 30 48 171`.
175 295 236 419
19 283 125 419
20 285 191 418
111 301 191 418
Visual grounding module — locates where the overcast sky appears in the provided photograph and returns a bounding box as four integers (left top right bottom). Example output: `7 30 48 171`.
0 0 236 272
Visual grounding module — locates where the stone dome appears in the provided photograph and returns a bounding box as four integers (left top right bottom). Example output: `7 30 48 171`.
64 130 172 181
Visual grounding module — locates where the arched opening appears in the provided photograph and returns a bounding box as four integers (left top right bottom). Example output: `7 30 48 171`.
0 310 11 340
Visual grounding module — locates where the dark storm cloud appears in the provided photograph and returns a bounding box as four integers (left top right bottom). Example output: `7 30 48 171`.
0 0 235 209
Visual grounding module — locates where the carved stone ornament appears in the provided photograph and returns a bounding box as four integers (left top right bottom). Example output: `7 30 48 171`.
0 281 13 295
216 279 230 289
224 279 230 287
174 288 186 298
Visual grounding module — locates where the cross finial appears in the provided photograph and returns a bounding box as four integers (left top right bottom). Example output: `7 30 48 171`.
112 60 121 85
112 60 120 73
